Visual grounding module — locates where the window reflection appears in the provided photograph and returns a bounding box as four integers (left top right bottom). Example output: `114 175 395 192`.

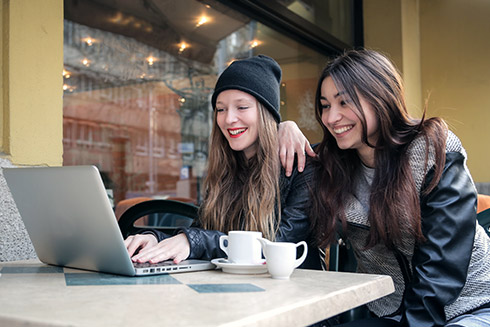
276 0 355 45
63 0 328 207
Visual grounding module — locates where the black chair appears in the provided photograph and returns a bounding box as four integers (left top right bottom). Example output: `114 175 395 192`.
326 240 370 324
477 208 490 236
118 199 199 238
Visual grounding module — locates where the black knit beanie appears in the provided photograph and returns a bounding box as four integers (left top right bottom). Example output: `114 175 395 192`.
211 55 282 123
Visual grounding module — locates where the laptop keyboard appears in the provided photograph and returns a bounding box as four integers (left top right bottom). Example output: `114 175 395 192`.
133 261 175 268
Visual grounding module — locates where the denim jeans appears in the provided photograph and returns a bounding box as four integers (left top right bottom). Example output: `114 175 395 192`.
333 307 490 327
445 307 490 327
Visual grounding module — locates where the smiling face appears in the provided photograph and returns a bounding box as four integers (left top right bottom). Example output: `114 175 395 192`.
320 76 379 167
215 89 260 159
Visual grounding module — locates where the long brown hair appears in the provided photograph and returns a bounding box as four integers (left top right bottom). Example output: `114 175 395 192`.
200 101 281 240
310 49 447 249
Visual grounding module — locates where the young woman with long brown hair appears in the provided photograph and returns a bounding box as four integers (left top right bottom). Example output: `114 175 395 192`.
124 55 321 269
310 49 490 326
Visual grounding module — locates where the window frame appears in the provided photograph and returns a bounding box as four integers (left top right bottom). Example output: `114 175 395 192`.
216 0 364 56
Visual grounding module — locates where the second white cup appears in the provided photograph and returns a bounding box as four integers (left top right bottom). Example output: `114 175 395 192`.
260 240 307 279
219 231 263 264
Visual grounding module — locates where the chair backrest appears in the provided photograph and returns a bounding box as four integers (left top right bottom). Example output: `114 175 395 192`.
477 208 490 237
477 194 490 214
118 199 199 238
114 197 153 220
166 196 196 204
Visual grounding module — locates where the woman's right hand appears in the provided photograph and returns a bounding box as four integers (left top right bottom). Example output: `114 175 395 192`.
125 233 191 264
124 234 158 258
278 120 316 176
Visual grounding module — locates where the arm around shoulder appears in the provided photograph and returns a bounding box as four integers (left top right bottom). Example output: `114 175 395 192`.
278 121 316 176
277 159 315 244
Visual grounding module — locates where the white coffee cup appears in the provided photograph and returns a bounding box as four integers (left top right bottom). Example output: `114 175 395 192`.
219 231 263 264
259 238 307 279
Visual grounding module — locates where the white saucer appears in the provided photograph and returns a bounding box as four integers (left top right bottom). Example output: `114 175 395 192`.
211 258 268 275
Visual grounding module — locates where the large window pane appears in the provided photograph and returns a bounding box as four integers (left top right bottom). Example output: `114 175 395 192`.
63 0 327 207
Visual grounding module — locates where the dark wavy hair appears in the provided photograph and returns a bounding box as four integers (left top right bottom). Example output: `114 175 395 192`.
310 49 447 249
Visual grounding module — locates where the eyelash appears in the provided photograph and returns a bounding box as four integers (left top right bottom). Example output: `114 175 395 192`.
321 100 349 110
216 106 249 112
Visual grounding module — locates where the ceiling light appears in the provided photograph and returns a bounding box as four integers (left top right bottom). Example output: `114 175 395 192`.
196 15 209 27
147 56 156 66
109 12 124 24
250 40 261 48
63 84 75 92
82 37 96 46
178 42 188 53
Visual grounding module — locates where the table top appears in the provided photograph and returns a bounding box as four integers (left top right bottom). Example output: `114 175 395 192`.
0 260 394 327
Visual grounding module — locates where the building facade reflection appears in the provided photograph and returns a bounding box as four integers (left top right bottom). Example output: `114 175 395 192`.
62 0 355 205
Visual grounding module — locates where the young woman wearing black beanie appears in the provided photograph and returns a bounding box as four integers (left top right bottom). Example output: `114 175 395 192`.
124 55 321 270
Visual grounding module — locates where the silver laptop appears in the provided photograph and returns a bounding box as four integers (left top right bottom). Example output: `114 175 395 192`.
3 165 215 276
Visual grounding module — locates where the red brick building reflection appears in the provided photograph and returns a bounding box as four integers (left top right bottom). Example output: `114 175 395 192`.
63 82 184 204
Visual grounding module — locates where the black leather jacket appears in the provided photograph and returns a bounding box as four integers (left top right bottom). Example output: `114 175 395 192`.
397 151 490 326
151 161 322 270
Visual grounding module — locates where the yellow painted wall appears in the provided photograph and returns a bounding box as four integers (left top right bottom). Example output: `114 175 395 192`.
0 1 4 151
420 0 490 182
363 0 403 70
364 0 422 116
400 0 422 117
364 0 490 182
1 0 63 166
